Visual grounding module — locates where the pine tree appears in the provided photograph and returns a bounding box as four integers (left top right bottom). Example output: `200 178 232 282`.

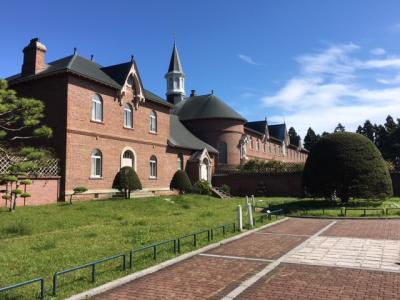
288 127 301 146
334 123 346 133
304 127 319 151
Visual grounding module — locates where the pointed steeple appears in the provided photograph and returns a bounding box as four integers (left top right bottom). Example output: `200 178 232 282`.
165 42 185 105
168 43 184 73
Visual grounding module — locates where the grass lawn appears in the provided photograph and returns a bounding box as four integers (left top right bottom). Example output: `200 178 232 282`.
254 197 400 217
0 194 277 300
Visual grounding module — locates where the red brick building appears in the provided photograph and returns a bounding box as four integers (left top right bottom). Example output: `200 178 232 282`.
6 38 307 200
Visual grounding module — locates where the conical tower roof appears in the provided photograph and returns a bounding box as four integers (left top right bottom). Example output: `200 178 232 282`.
168 43 184 73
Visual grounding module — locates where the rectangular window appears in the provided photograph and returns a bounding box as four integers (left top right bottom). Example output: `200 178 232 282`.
91 156 102 177
150 160 157 178
92 101 102 121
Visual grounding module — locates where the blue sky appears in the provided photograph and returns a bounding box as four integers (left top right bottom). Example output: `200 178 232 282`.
2 1 400 137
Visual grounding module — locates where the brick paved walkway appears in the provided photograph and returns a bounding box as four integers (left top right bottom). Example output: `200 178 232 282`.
85 218 400 300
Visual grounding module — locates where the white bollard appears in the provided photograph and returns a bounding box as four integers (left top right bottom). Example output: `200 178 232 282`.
248 203 254 228
246 195 249 205
237 205 243 231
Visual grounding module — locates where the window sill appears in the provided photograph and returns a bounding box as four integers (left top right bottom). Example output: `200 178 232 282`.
149 131 158 135
90 176 103 180
123 126 134 130
149 177 158 180
90 120 105 125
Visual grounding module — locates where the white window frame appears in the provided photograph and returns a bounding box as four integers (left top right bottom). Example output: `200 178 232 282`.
91 94 103 122
124 104 133 128
177 154 184 170
150 155 157 179
91 149 102 178
150 110 157 133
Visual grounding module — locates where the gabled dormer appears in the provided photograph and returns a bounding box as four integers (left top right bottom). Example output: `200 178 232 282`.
101 59 145 109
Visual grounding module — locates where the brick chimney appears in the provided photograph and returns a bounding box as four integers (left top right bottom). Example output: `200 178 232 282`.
21 38 48 76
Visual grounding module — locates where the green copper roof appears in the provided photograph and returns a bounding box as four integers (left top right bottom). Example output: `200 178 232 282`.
174 94 246 122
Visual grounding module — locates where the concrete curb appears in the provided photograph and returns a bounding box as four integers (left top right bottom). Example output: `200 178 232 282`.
289 215 400 220
67 217 289 300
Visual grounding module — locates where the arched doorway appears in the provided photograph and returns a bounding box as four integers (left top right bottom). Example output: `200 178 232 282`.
121 147 137 170
200 158 209 181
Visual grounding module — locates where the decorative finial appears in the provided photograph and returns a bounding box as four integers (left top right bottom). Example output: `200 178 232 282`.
173 32 176 44
90 54 94 61
211 89 214 94
73 47 77 55
131 55 134 62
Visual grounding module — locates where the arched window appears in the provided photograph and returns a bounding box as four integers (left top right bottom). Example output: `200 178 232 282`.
122 150 135 168
174 78 179 89
91 149 102 178
250 138 254 149
150 110 157 133
177 153 184 170
256 140 260 151
92 94 103 122
124 104 133 128
149 155 157 178
217 142 228 164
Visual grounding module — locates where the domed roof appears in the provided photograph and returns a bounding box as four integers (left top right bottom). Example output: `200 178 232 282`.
174 94 246 122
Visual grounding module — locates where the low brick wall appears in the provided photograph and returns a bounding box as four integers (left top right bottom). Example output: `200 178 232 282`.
212 172 304 197
214 172 400 198
392 173 400 196
0 176 60 207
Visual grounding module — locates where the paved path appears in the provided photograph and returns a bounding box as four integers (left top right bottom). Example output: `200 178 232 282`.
90 218 400 300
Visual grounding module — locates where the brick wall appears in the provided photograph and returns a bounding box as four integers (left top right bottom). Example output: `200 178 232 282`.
64 75 191 195
212 172 304 197
245 129 307 163
0 176 60 206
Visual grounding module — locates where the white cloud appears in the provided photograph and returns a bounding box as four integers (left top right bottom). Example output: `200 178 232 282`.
238 54 258 65
262 43 400 137
370 48 386 56
377 74 400 85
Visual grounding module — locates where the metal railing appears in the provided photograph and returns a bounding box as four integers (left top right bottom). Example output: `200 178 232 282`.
0 278 45 300
3 218 274 298
52 253 126 296
343 207 385 216
129 239 177 269
177 229 211 253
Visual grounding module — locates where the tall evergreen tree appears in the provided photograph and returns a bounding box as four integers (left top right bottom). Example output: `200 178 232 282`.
357 120 375 142
334 123 346 132
304 127 319 151
288 127 301 146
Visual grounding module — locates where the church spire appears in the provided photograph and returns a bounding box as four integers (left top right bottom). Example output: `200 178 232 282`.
165 42 185 105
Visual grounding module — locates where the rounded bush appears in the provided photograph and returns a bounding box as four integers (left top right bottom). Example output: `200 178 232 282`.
170 170 192 194
303 132 393 202
73 186 88 194
193 180 211 195
114 167 142 198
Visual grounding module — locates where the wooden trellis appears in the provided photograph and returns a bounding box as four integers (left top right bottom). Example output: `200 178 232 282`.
0 152 60 176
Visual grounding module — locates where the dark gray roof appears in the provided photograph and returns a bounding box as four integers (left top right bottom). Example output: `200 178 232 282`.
168 44 184 73
101 62 132 86
8 54 122 89
169 115 217 153
245 120 267 135
268 124 287 142
174 94 246 122
144 89 173 107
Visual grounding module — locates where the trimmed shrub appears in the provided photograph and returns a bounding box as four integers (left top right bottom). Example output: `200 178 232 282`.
69 186 88 204
303 132 393 202
193 180 211 195
170 170 192 194
221 184 230 194
114 167 142 199
238 159 304 173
